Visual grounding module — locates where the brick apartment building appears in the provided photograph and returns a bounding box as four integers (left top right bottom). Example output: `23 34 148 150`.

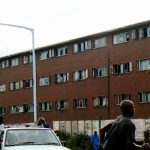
0 20 150 135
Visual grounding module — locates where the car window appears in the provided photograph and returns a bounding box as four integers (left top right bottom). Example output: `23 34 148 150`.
5 129 61 146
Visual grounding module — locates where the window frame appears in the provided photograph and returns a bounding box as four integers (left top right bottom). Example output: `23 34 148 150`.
0 84 6 92
93 66 108 78
113 32 129 44
112 62 132 75
139 91 150 103
39 76 50 86
55 100 68 110
73 97 87 108
93 96 108 107
73 69 88 81
39 101 52 111
114 93 131 105
55 72 69 83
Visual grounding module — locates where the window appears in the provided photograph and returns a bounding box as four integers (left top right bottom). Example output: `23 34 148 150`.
9 81 20 90
0 84 6 92
57 47 67 56
73 69 88 81
39 101 52 111
39 47 67 60
92 37 107 48
73 40 91 53
7 58 19 67
85 40 92 50
112 62 132 75
113 32 129 44
73 97 87 108
115 93 131 105
23 104 34 112
0 60 6 69
39 50 50 60
51 47 67 57
55 73 69 83
10 105 24 114
138 59 150 71
147 27 150 37
21 79 33 88
93 96 108 107
131 30 137 40
0 58 19 69
23 54 32 64
0 106 6 115
55 100 68 110
139 91 150 103
39 76 50 86
137 26 150 39
93 66 108 78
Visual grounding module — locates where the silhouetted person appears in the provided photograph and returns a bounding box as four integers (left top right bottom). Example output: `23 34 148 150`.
0 116 4 129
91 131 100 150
100 100 150 150
37 117 49 128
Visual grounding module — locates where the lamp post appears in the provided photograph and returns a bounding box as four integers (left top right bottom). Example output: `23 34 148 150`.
0 23 37 122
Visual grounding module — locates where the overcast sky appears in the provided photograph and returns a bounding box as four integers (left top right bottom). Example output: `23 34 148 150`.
0 0 150 57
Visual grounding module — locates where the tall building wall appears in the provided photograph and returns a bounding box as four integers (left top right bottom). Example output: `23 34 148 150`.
0 20 150 126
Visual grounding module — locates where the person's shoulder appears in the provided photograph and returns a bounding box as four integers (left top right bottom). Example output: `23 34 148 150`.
119 116 135 128
44 124 49 128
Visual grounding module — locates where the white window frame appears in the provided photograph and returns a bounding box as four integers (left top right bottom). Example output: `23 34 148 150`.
74 97 87 108
113 32 129 44
73 40 91 53
39 76 50 86
93 66 108 78
115 94 131 105
0 106 6 115
23 54 32 64
138 59 150 71
10 105 24 114
39 50 49 60
0 60 6 69
20 79 33 88
57 47 67 56
85 40 92 50
93 96 108 107
139 91 150 103
92 37 107 48
0 84 6 92
147 27 150 37
11 58 19 66
39 101 52 111
9 81 20 90
73 69 88 81
23 104 34 112
56 100 68 110
113 62 132 75
55 73 69 83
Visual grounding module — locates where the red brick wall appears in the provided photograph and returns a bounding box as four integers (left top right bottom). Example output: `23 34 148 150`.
1 23 150 125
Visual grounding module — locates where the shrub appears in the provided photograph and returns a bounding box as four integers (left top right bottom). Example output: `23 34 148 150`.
144 130 150 143
66 133 92 150
54 130 93 149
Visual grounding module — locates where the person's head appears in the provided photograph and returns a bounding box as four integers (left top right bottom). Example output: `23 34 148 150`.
0 116 3 125
94 131 97 135
120 100 135 117
37 117 46 126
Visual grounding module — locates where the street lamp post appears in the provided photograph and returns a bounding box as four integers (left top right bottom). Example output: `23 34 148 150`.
0 23 37 122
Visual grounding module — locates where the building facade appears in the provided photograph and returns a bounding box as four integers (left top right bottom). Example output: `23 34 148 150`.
0 20 150 135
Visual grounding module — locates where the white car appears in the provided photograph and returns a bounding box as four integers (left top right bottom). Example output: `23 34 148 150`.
0 127 70 150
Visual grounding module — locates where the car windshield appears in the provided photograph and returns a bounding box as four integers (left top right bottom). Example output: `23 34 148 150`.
5 128 61 146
